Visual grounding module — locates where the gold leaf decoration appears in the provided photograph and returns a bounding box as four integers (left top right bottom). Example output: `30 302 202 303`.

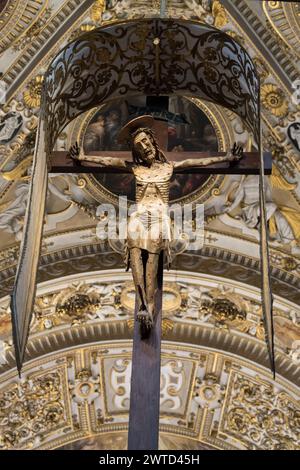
261 83 289 117
212 0 228 28
90 0 106 23
270 165 297 191
23 75 44 109
0 370 68 449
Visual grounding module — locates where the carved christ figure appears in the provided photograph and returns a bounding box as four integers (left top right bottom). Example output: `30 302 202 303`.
69 116 242 335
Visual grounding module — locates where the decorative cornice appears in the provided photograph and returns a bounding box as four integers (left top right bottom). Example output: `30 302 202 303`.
0 1 48 53
223 0 297 92
1 240 299 301
1 270 299 385
263 1 300 60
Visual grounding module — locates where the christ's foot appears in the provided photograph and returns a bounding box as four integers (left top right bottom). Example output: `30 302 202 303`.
137 309 153 338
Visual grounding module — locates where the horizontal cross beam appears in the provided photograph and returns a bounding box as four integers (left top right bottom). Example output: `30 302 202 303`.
50 151 272 175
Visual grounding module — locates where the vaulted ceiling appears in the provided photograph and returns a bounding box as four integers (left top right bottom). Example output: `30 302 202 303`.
0 0 299 450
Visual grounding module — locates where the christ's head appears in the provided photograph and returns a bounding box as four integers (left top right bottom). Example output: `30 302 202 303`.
131 127 167 166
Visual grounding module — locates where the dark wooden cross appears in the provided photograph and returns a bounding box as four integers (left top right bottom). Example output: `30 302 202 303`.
49 97 271 450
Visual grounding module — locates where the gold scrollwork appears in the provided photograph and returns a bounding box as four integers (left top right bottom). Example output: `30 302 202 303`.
0 369 68 450
222 372 300 450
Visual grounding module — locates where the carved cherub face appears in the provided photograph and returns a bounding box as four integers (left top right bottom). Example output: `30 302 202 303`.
133 131 156 165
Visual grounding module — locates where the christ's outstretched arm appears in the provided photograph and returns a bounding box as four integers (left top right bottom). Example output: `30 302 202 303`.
68 142 133 171
173 144 243 171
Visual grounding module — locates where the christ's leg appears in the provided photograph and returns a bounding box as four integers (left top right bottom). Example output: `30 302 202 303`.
145 253 159 326
129 248 148 323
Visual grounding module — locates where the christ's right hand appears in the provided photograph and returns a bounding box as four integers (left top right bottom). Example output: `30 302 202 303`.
230 142 244 161
67 141 83 161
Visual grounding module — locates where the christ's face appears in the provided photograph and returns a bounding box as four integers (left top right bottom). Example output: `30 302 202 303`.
133 131 156 164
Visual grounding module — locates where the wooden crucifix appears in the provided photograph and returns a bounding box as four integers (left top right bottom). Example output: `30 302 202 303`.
50 98 271 450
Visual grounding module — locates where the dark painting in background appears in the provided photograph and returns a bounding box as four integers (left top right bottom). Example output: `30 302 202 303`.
83 96 218 202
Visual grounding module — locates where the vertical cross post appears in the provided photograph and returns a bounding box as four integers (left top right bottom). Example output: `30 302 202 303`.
128 254 163 450
160 0 167 18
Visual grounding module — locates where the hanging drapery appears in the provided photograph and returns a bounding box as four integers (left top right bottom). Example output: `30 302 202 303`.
10 18 274 375
259 107 275 377
10 118 48 374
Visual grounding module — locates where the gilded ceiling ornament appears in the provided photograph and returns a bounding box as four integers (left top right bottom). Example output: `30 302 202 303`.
71 200 97 220
261 83 289 118
69 368 100 405
0 129 35 177
151 0 160 9
90 0 106 23
6 274 299 367
193 373 225 410
266 138 295 178
200 296 247 324
212 0 228 28
0 246 19 270
222 372 300 450
28 282 127 333
161 318 174 337
23 75 44 109
0 370 68 450
0 344 298 450
211 187 220 196
268 1 280 7
56 293 100 319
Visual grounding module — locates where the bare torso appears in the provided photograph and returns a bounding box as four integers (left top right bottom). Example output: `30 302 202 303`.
133 161 173 204
128 162 173 253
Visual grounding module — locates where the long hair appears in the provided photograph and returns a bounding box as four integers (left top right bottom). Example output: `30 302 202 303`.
131 127 168 165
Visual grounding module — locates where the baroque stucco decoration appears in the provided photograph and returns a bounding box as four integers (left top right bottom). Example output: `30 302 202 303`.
0 270 299 450
1 344 299 451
